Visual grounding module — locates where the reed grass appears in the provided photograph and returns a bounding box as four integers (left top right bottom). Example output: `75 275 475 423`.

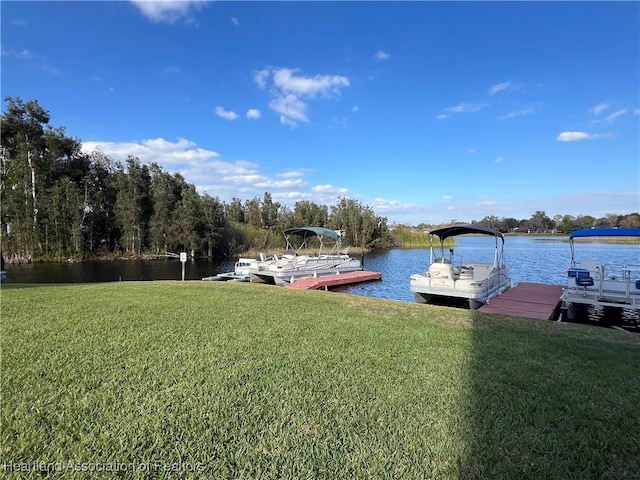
2 282 639 478
390 226 455 249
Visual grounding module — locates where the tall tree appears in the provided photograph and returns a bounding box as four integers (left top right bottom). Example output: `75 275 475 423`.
149 165 182 254
293 200 328 227
226 197 245 224
1 97 51 253
114 157 152 254
527 211 554 233
175 185 204 254
260 192 280 228
201 194 225 257
245 196 261 227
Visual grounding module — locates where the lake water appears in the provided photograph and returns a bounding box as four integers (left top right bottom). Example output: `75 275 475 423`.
5 236 639 305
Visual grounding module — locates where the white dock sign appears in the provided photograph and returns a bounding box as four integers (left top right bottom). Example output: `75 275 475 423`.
180 252 187 281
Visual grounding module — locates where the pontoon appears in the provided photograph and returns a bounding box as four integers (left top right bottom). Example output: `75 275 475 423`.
409 224 512 310
559 228 640 320
251 227 363 286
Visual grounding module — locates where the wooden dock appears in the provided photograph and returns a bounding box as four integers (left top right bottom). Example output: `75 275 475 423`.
478 282 564 320
285 271 382 290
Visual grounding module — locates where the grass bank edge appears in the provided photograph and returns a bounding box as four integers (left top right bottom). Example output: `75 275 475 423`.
2 282 639 478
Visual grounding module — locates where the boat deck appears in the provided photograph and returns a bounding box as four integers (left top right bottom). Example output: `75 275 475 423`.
478 282 564 320
285 271 382 290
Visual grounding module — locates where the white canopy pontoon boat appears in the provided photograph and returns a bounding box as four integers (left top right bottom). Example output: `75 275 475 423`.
251 227 363 286
560 228 640 320
410 224 512 310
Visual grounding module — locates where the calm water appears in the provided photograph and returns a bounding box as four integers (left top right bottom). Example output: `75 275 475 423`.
4 236 639 306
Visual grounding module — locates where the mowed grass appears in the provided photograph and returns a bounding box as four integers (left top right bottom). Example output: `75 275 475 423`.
1 282 639 479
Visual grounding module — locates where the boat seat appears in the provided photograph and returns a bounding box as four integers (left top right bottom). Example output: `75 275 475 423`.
428 262 455 279
578 260 602 279
576 277 594 287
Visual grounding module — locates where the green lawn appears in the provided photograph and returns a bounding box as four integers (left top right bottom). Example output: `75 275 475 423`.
2 282 639 479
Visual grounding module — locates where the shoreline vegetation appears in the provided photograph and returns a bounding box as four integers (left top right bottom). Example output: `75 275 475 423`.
4 229 638 265
3 281 639 478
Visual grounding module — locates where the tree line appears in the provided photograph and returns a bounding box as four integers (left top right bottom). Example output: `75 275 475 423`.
427 210 640 235
0 98 391 262
2 97 637 262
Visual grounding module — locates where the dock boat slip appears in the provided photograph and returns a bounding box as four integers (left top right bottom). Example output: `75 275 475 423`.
410 224 512 310
560 228 640 320
251 227 363 286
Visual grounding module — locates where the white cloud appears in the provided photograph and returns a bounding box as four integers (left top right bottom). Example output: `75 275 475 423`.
130 0 207 23
446 103 489 113
255 66 349 125
1 48 32 59
590 102 609 116
605 108 626 123
489 81 511 95
369 198 419 215
311 184 352 204
375 50 391 61
556 131 609 142
79 137 346 207
271 94 308 123
231 17 239 26
498 104 540 120
246 109 261 119
81 137 219 167
277 170 306 179
495 156 505 163
634 108 640 116
279 116 298 128
437 103 489 118
271 68 349 98
215 106 239 120
254 69 270 89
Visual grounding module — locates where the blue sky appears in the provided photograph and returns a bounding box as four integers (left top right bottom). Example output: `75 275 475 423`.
2 1 639 225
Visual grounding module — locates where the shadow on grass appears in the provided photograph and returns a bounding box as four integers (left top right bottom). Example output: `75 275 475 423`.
463 308 640 478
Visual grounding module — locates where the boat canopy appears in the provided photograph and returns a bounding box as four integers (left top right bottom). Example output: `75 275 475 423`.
430 224 504 242
569 228 640 239
284 227 341 241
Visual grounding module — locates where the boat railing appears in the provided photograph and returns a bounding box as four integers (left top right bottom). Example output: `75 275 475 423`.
565 262 640 306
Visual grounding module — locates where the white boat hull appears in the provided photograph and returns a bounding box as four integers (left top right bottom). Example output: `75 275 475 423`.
252 254 363 286
410 264 511 310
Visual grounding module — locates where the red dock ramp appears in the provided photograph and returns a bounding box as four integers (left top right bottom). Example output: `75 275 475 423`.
285 271 382 290
478 282 564 320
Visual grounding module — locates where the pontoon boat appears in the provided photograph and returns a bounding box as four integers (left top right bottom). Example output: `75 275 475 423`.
251 227 363 286
559 228 640 320
410 224 512 310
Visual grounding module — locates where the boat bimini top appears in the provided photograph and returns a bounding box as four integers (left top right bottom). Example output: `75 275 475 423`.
283 227 346 255
429 224 505 242
568 228 640 263
428 224 505 266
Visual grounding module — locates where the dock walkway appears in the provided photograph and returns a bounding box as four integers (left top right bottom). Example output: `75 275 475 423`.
479 282 564 320
285 271 382 290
